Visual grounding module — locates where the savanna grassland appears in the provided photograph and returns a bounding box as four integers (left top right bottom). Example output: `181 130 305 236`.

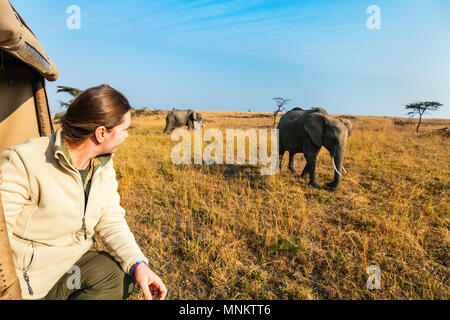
92 110 449 300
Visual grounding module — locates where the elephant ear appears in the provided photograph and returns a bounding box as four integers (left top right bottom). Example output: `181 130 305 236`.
187 110 195 121
340 119 353 137
304 113 326 148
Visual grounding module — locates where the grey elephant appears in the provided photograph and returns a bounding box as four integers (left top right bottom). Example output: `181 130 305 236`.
278 107 353 189
163 109 204 134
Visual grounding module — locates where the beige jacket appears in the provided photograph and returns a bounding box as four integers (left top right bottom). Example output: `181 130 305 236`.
0 129 148 299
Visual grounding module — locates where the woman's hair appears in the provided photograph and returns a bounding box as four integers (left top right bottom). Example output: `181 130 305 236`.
60 84 131 143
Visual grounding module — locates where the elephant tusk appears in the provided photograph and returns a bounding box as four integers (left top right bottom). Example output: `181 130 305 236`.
342 166 347 174
332 158 342 177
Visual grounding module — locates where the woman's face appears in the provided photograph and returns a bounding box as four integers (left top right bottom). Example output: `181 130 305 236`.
101 110 131 154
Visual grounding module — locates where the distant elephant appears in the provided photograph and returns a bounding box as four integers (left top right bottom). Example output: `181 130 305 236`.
163 109 204 134
278 107 353 189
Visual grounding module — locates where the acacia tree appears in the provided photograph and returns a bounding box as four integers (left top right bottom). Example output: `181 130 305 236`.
273 97 290 127
405 101 443 133
57 86 83 109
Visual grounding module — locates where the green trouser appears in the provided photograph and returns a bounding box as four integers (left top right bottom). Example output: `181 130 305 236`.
44 251 136 300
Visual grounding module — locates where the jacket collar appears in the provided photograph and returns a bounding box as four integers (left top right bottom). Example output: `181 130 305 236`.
51 128 113 172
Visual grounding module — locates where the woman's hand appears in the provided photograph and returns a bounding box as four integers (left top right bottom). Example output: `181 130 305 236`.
0 168 3 184
134 263 167 300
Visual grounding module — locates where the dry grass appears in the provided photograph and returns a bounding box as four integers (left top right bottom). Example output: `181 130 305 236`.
95 110 449 300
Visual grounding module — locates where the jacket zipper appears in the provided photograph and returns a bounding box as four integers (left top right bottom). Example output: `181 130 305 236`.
80 164 107 240
57 154 111 241
78 173 87 240
22 242 36 296
23 273 33 296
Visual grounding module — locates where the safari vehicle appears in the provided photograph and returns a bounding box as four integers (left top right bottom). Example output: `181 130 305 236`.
0 0 59 299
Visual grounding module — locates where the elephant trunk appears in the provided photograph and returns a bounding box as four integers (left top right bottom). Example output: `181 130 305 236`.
332 158 341 177
332 158 347 176
163 122 171 134
331 145 345 187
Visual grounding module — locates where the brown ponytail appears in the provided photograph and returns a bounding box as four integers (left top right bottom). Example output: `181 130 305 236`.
60 84 131 143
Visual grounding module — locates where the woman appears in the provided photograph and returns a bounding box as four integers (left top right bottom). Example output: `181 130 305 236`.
0 84 167 300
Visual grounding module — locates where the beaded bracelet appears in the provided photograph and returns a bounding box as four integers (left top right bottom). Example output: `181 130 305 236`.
129 260 147 279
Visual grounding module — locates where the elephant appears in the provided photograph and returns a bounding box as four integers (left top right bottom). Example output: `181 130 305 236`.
278 107 353 189
163 109 204 134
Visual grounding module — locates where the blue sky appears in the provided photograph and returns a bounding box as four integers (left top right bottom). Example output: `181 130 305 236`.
10 0 450 118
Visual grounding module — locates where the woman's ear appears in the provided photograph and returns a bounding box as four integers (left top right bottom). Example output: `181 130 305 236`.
94 126 107 143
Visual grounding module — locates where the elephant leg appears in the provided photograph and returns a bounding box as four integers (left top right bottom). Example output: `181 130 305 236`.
301 161 310 179
304 150 320 188
279 148 286 171
288 152 298 174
